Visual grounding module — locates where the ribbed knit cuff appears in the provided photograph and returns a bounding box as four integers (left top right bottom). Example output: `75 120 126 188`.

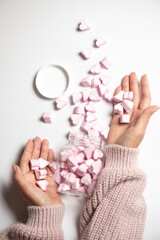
104 144 139 170
26 204 64 229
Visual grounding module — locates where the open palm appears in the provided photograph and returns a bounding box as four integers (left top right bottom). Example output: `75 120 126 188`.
13 137 61 206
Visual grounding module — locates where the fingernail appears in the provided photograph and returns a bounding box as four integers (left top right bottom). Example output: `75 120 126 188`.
12 164 17 172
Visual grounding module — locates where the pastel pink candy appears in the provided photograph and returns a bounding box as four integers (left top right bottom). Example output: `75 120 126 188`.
93 149 104 160
71 146 79 154
81 121 92 131
72 92 82 104
82 89 91 101
49 162 60 173
120 114 130 123
90 63 101 75
70 114 82 125
104 92 113 102
55 98 67 109
113 90 124 102
85 101 96 112
123 91 133 100
99 75 111 85
38 158 50 169
95 37 107 48
91 77 101 87
83 145 95 159
100 57 112 69
85 159 95 167
87 129 99 137
89 90 101 102
98 84 109 96
89 159 103 176
81 173 92 185
101 127 110 139
121 100 134 113
54 172 62 184
78 186 86 193
68 153 84 166
78 20 90 31
80 48 92 59
69 164 79 173
60 161 67 169
77 163 88 176
65 172 76 184
58 183 70 192
73 106 85 115
35 169 47 180
87 181 97 196
30 159 39 171
60 149 74 161
43 112 53 123
77 145 85 151
36 180 48 191
114 103 124 115
86 112 97 122
72 178 81 190
60 169 69 178
81 76 92 87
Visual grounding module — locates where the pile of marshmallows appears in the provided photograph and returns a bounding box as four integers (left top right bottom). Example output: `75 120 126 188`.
50 144 104 196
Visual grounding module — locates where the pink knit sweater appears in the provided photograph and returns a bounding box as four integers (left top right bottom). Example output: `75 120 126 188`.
0 144 146 240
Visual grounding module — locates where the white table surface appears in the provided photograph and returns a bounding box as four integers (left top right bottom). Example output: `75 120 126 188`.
0 0 160 239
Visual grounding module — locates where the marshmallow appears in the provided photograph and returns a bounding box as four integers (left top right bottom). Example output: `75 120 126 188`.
71 146 79 154
104 92 113 102
60 169 69 178
73 106 85 115
91 77 101 87
101 127 110 139
89 90 101 102
58 183 70 192
60 149 74 161
99 75 111 85
49 162 60 173
85 159 95 167
72 178 81 190
80 48 92 60
69 164 79 173
35 169 47 180
98 84 109 96
113 90 124 102
81 121 92 131
86 112 97 122
93 149 104 160
87 129 100 137
42 112 53 123
121 100 134 113
36 180 48 191
81 76 92 87
82 89 91 101
89 159 103 176
38 158 50 169
85 101 96 112
90 63 101 75
72 92 82 104
78 186 86 193
95 37 107 48
120 114 130 123
65 172 76 184
55 98 68 109
78 20 90 31
60 161 68 169
123 91 133 100
68 153 84 166
54 172 62 184
84 145 95 159
70 114 82 125
100 57 112 69
81 173 92 185
114 103 124 115
30 159 39 171
77 163 88 176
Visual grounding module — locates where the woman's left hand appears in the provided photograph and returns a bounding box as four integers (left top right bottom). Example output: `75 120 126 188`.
13 137 61 206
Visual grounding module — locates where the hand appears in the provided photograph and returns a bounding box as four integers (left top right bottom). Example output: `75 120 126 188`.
12 137 61 206
107 72 159 148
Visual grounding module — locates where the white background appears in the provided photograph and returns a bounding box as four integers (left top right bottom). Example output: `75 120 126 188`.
0 0 160 239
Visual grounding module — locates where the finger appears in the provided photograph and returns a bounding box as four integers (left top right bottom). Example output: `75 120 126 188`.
40 139 49 160
20 139 33 174
129 72 140 110
13 164 26 189
134 105 159 133
121 75 129 92
113 86 122 107
139 74 151 110
47 149 55 175
32 137 41 159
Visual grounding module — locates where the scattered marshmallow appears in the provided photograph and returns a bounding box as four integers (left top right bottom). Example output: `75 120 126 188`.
58 183 70 192
55 98 68 109
93 149 104 160
73 106 85 115
38 158 50 169
91 77 101 87
86 112 97 122
95 37 107 48
104 92 113 102
65 172 76 184
70 114 82 125
36 180 48 191
72 178 81 190
113 90 124 102
100 57 112 69
121 100 134 113
89 90 101 102
77 163 88 176
81 173 92 185
78 20 91 31
82 89 91 101
99 75 111 85
80 48 92 60
90 63 101 75
114 103 124 115
120 114 130 123
98 84 109 96
72 92 82 104
42 112 53 123
81 76 93 87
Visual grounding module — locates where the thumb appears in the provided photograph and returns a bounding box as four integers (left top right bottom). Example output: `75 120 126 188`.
12 164 26 189
135 105 159 132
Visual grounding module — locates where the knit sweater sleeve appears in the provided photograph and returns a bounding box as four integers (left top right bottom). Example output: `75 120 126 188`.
0 203 64 240
80 144 147 240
